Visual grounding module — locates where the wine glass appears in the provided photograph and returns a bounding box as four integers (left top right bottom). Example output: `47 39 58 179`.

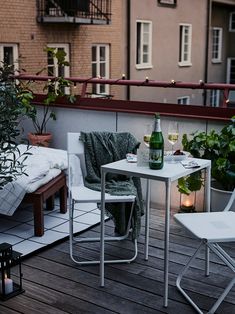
143 124 152 147
167 122 179 162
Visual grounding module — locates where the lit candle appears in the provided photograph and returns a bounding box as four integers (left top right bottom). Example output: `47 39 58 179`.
183 199 193 208
0 274 13 294
180 192 196 212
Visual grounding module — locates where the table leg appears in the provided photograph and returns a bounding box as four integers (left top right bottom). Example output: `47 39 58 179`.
100 169 106 287
164 179 171 307
205 165 211 276
145 179 150 260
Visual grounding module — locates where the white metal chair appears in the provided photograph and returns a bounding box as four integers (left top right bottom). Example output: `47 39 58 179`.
67 132 138 266
174 189 235 314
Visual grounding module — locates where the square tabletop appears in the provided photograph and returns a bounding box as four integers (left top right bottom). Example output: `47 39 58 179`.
101 157 211 182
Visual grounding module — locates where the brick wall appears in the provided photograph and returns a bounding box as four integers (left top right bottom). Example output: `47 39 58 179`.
0 0 126 98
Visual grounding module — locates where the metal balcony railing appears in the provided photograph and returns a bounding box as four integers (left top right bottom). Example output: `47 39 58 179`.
37 0 111 24
14 74 235 121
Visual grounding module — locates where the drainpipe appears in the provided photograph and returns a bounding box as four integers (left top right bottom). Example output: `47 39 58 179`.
204 0 211 106
126 0 131 100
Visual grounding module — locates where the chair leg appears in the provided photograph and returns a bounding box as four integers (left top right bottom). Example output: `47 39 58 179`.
69 200 138 265
206 243 235 314
176 241 204 314
176 240 235 314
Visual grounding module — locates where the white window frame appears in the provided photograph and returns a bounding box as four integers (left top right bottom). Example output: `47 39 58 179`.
47 44 70 94
226 58 235 84
177 96 190 105
136 20 152 69
0 44 18 71
212 27 222 63
47 44 70 77
229 12 235 32
91 44 110 95
210 90 220 107
178 24 192 67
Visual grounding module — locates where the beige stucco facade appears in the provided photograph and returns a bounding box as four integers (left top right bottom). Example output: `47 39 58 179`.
127 0 235 105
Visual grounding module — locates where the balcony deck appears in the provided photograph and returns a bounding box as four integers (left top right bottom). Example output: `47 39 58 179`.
2 208 235 313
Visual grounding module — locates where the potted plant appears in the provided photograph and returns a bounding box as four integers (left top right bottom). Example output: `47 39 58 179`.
20 47 75 147
181 116 235 210
0 62 30 188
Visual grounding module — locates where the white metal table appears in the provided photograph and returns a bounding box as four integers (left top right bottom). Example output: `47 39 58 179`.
100 157 211 307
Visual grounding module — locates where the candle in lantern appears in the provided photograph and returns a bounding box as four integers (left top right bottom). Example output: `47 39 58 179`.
0 274 13 295
183 198 193 208
180 192 196 212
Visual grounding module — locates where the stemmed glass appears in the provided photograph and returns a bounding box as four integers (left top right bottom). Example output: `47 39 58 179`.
167 122 179 162
143 124 152 148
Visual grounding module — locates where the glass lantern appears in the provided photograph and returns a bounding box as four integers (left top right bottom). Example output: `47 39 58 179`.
0 243 24 300
179 191 196 213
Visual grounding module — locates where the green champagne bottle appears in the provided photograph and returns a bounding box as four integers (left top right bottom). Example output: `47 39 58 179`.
149 113 164 169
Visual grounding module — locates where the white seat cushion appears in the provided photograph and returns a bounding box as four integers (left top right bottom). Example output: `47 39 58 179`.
71 186 135 204
174 211 235 242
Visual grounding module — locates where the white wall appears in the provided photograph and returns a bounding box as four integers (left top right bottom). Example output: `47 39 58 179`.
20 107 226 211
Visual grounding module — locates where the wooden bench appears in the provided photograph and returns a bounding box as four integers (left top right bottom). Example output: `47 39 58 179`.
22 171 67 236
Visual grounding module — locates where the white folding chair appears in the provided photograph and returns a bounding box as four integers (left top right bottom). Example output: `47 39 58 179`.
174 189 235 314
67 132 138 266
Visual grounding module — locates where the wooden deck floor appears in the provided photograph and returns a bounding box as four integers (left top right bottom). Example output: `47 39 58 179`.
1 208 235 314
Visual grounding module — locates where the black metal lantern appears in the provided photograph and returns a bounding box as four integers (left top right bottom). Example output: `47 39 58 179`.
0 243 24 300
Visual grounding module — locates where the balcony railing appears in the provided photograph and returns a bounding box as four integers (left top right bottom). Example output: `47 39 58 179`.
15 74 235 121
37 0 112 24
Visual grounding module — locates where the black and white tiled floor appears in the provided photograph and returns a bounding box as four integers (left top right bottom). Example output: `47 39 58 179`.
0 199 100 257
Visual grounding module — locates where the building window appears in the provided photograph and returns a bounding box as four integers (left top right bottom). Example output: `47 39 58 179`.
92 44 110 95
136 20 152 69
177 96 190 105
227 58 235 84
212 27 222 63
47 44 70 94
229 12 235 31
47 44 69 77
0 44 18 70
179 24 192 66
210 90 220 107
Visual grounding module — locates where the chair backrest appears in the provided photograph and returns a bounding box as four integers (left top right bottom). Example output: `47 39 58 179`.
67 132 87 186
223 188 235 211
67 132 87 176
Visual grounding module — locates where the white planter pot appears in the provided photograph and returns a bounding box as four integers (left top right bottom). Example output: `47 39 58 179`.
211 184 235 211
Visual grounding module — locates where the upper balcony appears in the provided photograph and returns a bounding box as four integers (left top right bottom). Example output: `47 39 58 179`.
37 0 112 25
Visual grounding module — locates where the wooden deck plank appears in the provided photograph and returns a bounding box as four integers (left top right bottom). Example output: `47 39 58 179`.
1 208 235 314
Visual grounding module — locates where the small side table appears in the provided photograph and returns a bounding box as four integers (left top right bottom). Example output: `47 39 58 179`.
23 171 67 236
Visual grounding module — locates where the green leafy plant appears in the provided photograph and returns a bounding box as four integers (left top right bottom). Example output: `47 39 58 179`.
177 172 203 195
181 116 235 192
21 47 75 135
0 63 30 188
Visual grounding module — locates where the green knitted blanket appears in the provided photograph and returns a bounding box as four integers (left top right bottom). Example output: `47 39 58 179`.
80 131 144 239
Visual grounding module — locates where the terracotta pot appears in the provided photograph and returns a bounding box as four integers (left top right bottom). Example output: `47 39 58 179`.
28 132 52 147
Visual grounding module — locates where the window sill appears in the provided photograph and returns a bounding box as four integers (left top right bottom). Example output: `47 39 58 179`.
178 62 192 67
135 64 153 70
212 60 222 64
